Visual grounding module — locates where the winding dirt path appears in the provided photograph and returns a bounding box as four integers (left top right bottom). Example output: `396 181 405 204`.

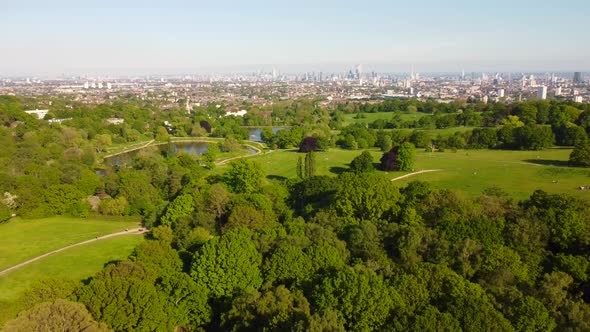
391 169 442 182
0 228 148 277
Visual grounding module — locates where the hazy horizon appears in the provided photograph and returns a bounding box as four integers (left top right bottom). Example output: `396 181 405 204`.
2 0 590 76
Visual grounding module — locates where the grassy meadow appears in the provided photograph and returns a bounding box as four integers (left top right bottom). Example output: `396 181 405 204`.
343 111 429 125
0 235 144 301
0 216 141 271
242 147 590 202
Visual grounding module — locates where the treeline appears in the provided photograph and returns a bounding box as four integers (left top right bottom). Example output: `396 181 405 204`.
333 100 590 152
4 160 590 331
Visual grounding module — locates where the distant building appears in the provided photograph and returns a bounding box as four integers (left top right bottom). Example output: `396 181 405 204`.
105 118 125 125
497 88 505 98
48 118 72 123
529 75 536 87
224 110 248 117
537 86 547 100
24 109 49 119
555 86 562 96
482 95 489 104
574 96 584 103
574 72 582 83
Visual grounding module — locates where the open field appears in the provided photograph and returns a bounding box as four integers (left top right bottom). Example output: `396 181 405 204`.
243 147 590 202
388 126 477 136
0 216 141 271
0 235 144 301
343 112 429 125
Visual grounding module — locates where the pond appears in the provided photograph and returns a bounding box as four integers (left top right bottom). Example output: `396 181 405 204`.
248 127 288 142
104 141 255 167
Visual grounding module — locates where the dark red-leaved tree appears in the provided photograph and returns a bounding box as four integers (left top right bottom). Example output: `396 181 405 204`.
380 146 399 171
299 136 318 152
200 120 212 133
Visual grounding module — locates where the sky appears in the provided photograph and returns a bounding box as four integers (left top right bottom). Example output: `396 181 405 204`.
1 0 590 75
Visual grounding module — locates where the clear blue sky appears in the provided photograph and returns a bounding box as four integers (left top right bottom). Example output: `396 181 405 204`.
2 0 589 75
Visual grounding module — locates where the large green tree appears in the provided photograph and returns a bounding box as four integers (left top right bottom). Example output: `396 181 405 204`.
350 151 375 174
3 299 108 332
312 266 400 331
225 159 264 194
569 139 590 166
191 228 263 297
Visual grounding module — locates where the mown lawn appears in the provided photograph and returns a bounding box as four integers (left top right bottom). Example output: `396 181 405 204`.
242 147 590 202
0 216 141 271
0 235 145 301
343 112 429 125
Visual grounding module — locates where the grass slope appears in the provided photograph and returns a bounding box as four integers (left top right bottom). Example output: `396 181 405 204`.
0 235 144 301
343 112 428 125
246 147 590 202
0 216 141 271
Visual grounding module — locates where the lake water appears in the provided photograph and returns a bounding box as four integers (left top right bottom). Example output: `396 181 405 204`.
104 141 255 167
248 127 287 142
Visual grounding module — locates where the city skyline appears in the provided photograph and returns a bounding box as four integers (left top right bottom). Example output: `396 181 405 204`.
2 0 590 75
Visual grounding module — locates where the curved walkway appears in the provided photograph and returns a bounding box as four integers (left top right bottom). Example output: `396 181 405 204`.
216 145 270 165
103 140 154 159
0 228 148 276
391 169 441 182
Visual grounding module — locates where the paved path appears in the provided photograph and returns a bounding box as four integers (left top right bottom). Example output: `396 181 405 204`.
0 228 148 276
104 140 154 159
216 144 269 165
391 169 441 182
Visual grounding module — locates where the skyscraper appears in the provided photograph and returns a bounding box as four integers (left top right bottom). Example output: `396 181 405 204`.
574 72 582 84
537 86 547 100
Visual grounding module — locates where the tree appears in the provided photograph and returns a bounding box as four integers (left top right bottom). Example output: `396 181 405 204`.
569 139 590 166
155 126 170 141
300 136 319 152
304 151 316 178
380 146 400 171
350 151 374 174
222 286 310 331
76 262 179 331
157 272 212 329
160 193 194 226
263 244 313 285
397 142 415 171
18 278 79 311
332 172 401 222
99 196 128 215
199 120 212 133
377 133 393 152
191 228 263 297
260 127 275 145
202 143 219 169
510 296 557 332
94 134 112 152
311 267 399 331
297 156 304 179
223 136 241 152
225 159 264 194
3 299 108 332
130 240 183 276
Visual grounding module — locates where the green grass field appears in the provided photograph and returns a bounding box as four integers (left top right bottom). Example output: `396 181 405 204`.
0 216 141 271
343 112 428 125
245 147 590 202
0 235 144 301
